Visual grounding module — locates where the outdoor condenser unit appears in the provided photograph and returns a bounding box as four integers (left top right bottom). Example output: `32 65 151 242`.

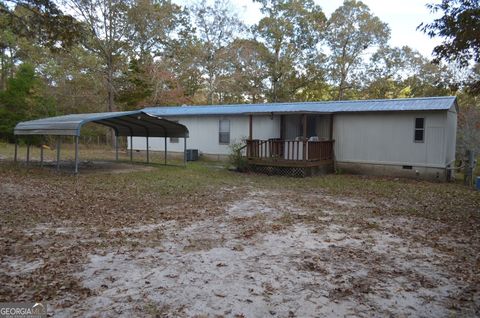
186 149 199 161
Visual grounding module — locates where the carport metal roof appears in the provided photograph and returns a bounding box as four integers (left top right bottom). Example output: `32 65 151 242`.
14 110 189 138
13 110 189 174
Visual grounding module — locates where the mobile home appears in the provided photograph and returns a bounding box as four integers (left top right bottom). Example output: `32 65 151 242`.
132 96 458 180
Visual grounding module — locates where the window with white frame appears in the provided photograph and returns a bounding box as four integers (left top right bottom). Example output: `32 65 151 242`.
414 118 425 142
219 119 230 144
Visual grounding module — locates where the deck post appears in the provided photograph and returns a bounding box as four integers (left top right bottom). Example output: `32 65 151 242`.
14 137 18 163
164 137 167 165
184 137 187 167
56 137 61 170
130 136 133 162
302 114 307 162
26 142 30 165
248 115 253 157
74 135 79 174
115 135 119 161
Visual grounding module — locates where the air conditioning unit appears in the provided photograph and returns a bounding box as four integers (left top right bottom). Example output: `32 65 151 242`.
186 149 199 161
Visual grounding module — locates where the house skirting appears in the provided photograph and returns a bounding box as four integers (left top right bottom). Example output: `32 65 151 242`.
335 161 449 181
248 160 334 177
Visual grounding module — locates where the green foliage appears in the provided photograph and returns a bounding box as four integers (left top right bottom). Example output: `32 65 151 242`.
1 0 82 50
228 141 248 172
254 0 326 102
220 39 270 103
456 93 480 154
325 0 390 100
0 64 55 141
421 0 480 67
191 0 245 104
0 0 477 123
420 0 480 94
361 45 457 99
116 58 152 109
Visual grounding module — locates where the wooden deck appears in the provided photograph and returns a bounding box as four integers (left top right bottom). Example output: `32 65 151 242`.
247 158 333 168
244 139 335 177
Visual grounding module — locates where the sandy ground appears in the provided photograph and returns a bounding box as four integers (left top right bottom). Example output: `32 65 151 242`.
2 185 476 317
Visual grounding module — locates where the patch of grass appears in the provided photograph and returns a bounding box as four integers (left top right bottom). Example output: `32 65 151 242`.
143 301 170 317
1 140 480 240
363 221 380 230
276 212 295 226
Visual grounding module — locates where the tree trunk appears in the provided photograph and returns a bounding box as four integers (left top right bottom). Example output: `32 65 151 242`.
207 66 215 104
337 77 345 100
0 48 5 91
271 46 281 103
106 54 116 146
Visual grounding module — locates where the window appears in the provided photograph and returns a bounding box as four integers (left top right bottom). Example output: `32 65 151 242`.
219 119 230 144
414 118 425 142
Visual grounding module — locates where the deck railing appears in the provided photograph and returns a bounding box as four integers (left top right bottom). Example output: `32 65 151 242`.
246 139 334 161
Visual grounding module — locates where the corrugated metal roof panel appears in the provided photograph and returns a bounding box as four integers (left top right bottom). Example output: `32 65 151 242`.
14 110 189 137
143 96 457 117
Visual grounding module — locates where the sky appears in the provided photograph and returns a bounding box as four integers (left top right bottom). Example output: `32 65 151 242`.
185 0 443 58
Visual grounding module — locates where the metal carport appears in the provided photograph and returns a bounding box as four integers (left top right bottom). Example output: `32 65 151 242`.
13 110 189 174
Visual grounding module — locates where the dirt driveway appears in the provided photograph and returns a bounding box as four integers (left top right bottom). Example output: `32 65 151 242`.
0 164 479 317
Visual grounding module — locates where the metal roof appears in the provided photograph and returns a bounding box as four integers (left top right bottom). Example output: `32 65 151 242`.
14 110 189 137
143 96 457 117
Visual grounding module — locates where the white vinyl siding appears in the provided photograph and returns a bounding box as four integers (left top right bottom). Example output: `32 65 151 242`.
131 115 280 155
333 111 448 168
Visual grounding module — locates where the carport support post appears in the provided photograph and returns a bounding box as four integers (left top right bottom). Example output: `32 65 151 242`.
14 137 18 163
183 137 187 167
115 135 119 161
146 136 150 164
164 137 167 165
130 136 133 162
56 137 61 170
74 135 79 174
26 142 30 164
